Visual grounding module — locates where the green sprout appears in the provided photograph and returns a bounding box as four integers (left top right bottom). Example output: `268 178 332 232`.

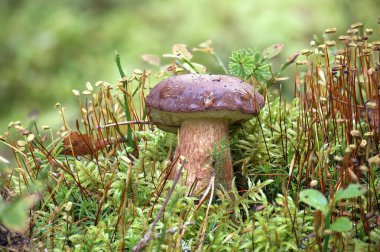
228 48 272 83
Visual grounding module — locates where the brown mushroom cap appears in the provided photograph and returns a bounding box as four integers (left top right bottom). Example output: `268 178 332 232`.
146 74 265 132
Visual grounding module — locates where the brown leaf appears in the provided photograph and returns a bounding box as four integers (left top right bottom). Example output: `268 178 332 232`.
61 131 95 156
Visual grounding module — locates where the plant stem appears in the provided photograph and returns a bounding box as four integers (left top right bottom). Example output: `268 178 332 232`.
182 58 200 73
115 51 134 151
97 120 151 129
211 53 228 74
322 209 332 252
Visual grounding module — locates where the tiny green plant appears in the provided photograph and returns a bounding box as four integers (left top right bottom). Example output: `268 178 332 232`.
228 48 272 82
300 184 367 251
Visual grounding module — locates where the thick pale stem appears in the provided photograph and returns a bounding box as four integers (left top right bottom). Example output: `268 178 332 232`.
171 118 233 193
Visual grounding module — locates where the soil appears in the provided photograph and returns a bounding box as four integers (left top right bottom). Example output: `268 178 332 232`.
0 225 30 252
0 188 30 252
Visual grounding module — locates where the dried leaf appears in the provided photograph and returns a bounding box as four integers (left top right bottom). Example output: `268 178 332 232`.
172 44 192 60
193 40 214 53
61 131 95 156
262 43 284 59
141 54 160 66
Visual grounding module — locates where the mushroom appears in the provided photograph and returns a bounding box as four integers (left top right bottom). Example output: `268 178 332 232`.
146 74 264 192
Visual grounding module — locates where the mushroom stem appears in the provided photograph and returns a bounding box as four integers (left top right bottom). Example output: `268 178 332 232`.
171 118 233 193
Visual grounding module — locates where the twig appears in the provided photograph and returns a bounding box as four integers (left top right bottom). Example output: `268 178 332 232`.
0 140 27 158
97 120 151 129
132 157 186 252
176 174 215 249
154 222 194 238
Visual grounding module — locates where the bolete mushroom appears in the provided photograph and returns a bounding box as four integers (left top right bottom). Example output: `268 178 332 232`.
146 74 264 192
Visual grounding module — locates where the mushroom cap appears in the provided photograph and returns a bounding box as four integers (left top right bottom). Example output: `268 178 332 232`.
146 74 265 132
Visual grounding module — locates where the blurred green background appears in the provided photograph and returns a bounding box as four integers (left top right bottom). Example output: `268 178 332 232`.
0 0 379 159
